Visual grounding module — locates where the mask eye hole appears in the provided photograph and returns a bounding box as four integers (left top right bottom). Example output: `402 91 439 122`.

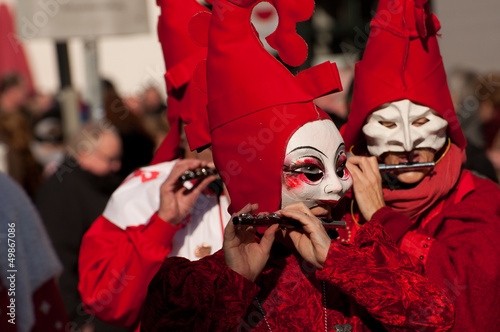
412 117 429 127
283 162 324 184
336 160 348 179
335 154 349 180
295 165 323 182
379 121 396 129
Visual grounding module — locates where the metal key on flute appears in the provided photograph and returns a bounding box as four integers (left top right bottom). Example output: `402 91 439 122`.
378 162 435 173
178 167 218 182
232 213 347 229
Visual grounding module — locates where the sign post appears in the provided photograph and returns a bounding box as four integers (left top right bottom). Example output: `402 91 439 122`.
84 39 103 121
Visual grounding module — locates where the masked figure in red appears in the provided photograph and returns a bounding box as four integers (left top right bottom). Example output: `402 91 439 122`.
340 0 500 331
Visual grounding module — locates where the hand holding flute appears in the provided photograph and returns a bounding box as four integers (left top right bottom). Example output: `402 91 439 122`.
225 202 339 280
345 156 386 222
159 160 217 226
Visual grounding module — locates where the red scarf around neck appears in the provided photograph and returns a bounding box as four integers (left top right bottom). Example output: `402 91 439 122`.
382 143 464 222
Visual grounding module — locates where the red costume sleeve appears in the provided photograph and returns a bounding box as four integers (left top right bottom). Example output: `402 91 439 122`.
372 206 414 245
397 173 500 331
78 213 181 328
317 220 454 331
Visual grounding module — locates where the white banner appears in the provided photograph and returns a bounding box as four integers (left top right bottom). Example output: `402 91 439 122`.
17 0 149 40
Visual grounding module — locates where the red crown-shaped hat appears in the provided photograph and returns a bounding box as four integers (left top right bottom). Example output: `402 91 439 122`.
199 0 342 214
151 0 210 164
342 0 466 151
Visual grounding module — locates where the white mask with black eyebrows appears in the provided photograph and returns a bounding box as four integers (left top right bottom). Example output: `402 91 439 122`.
281 119 352 209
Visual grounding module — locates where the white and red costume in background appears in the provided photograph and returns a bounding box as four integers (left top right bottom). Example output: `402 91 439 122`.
79 161 229 328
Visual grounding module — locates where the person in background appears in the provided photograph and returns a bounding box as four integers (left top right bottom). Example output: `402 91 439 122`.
36 122 125 332
476 72 500 183
141 0 454 330
0 172 68 332
447 68 498 182
102 79 156 179
140 85 167 116
31 116 65 178
0 73 28 115
341 0 500 331
78 1 229 331
0 72 42 198
138 85 170 151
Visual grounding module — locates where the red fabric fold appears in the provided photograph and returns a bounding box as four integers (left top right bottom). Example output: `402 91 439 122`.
141 221 455 331
383 143 463 222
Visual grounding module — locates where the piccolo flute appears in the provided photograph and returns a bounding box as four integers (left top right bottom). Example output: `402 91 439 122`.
378 162 435 173
233 213 347 229
178 167 218 182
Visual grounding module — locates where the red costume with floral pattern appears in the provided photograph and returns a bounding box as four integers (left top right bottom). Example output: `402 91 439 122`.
143 221 452 331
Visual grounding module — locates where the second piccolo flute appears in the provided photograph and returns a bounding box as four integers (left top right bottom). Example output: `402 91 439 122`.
233 213 347 229
178 167 218 182
378 162 435 172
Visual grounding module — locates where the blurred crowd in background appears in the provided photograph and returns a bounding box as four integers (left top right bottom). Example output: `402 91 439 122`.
0 72 169 198
0 70 170 331
1 66 499 205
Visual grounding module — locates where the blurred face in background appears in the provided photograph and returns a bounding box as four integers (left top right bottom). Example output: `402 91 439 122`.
77 130 122 177
0 78 27 114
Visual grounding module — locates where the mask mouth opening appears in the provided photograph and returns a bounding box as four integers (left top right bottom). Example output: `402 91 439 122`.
378 148 436 165
379 139 451 190
381 172 420 191
381 172 421 190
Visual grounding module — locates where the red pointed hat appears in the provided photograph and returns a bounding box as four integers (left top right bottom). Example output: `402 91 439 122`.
151 0 210 164
342 0 466 152
202 0 342 214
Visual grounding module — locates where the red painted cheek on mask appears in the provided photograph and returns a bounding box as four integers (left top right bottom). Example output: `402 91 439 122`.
284 174 303 189
297 173 316 184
